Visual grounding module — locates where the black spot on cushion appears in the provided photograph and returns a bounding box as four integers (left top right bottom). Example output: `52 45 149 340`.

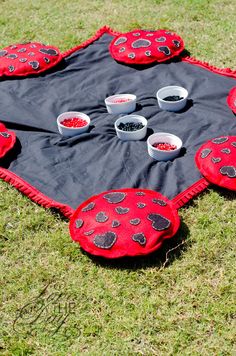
212 137 228 144
103 192 126 204
114 37 127 46
39 48 58 56
131 39 151 48
136 191 145 196
221 148 231 154
158 46 171 55
115 207 130 214
82 202 95 212
152 199 167 206
75 219 83 228
148 213 171 231
8 65 15 72
200 148 212 158
96 211 109 223
28 61 40 70
84 230 94 236
155 37 166 42
0 50 7 57
137 202 146 208
172 40 180 48
7 54 18 59
211 157 222 164
112 220 120 228
128 53 135 59
132 233 146 246
0 132 11 138
93 232 117 249
220 166 236 178
130 218 141 226
17 48 27 53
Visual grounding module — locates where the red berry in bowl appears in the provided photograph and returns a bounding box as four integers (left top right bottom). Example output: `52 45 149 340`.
153 142 177 151
112 98 131 104
61 117 88 128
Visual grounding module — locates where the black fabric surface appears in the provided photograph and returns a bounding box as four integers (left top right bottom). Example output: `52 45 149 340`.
0 32 235 210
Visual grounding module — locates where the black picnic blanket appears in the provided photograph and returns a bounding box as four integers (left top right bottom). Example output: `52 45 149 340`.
0 30 235 211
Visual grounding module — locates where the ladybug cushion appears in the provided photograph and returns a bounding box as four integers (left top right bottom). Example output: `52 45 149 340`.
0 122 16 158
69 188 180 259
109 29 184 65
227 87 236 114
195 136 236 191
0 42 63 77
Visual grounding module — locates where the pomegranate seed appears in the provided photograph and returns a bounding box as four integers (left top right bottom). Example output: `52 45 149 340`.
61 117 88 128
153 142 177 151
112 98 131 103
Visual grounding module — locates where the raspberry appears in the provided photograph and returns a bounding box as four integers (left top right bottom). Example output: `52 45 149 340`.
153 142 177 151
61 117 88 128
112 98 131 103
162 95 183 101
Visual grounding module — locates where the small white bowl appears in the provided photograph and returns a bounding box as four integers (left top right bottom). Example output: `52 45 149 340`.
57 111 90 137
115 114 147 141
147 132 182 161
105 94 136 114
156 86 188 112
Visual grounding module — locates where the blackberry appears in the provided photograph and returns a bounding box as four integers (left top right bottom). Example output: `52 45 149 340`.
118 122 144 131
163 95 183 101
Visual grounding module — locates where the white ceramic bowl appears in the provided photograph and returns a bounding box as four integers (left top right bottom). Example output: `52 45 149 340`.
156 86 188 112
105 94 136 114
115 114 148 141
147 132 182 161
57 111 90 137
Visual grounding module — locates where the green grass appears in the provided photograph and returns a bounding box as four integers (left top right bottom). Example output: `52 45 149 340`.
0 0 236 354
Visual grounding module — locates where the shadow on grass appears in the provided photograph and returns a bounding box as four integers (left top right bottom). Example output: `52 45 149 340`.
82 219 190 270
211 185 236 201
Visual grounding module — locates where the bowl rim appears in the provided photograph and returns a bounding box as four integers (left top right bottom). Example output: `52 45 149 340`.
147 132 183 152
57 111 90 130
156 86 188 103
105 94 137 105
115 114 148 134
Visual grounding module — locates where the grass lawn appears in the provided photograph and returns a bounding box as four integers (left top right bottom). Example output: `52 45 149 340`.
0 0 236 354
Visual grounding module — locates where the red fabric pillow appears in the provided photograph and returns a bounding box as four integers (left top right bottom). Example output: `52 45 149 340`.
195 136 236 191
69 188 180 259
109 29 184 65
227 87 236 114
0 42 62 77
0 122 16 158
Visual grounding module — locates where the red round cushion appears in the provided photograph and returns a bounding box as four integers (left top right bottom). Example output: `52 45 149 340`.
195 136 236 191
109 29 184 65
227 87 236 114
69 188 180 259
0 42 62 77
0 122 16 158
